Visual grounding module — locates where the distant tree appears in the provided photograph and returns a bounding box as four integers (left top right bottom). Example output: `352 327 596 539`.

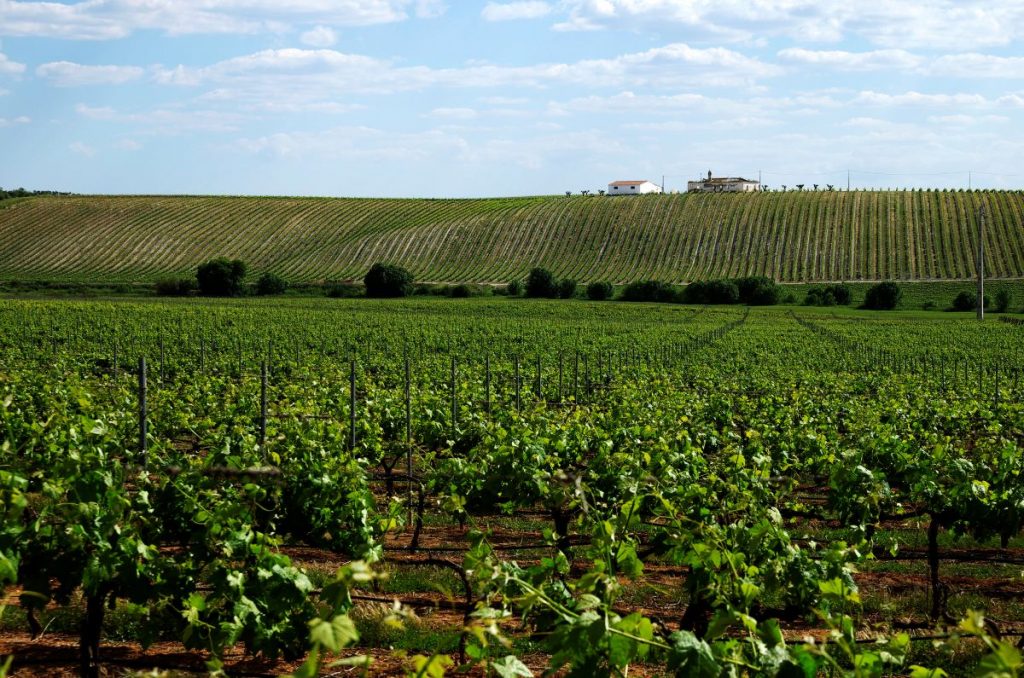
952 291 976 312
526 267 559 298
734 276 780 305
864 281 902 310
565 191 571 197
154 276 195 297
364 263 414 298
586 281 614 301
197 258 248 297
621 280 678 303
557 278 578 299
255 272 287 296
995 289 1011 313
796 184 804 191
598 190 606 196
506 279 523 296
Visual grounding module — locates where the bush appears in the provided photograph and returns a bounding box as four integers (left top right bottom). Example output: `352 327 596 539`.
805 283 850 307
682 280 739 305
952 291 976 312
735 276 780 306
197 258 248 297
586 281 614 301
620 280 678 303
364 263 413 298
995 289 1011 313
557 279 578 299
255 272 287 296
828 283 853 306
525 268 559 298
863 281 902 310
412 283 449 296
325 282 361 298
506 280 523 296
154 277 195 297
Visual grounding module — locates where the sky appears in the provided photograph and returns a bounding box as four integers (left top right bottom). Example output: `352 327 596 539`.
2 0 1024 197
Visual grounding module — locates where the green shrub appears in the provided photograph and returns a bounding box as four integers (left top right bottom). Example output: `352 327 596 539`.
557 279 578 299
586 281 614 301
154 277 195 297
364 263 413 298
325 282 361 298
197 258 247 297
863 281 902 310
525 268 558 298
683 280 739 304
621 280 678 303
828 283 853 306
255 272 287 296
735 276 780 305
995 289 1011 313
506 280 523 296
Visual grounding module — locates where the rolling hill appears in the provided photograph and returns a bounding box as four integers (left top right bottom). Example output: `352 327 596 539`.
1 191 1022 284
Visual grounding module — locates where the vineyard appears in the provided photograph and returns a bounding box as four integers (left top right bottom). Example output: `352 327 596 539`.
1 296 1023 677
1 191 1024 284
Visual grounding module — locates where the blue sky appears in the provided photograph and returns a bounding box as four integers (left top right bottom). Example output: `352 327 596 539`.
2 0 1024 197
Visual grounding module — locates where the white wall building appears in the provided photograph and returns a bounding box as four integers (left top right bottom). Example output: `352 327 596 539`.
607 180 663 195
687 171 760 193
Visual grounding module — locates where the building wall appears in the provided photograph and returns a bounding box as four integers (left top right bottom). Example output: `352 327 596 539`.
609 182 662 195
687 181 759 193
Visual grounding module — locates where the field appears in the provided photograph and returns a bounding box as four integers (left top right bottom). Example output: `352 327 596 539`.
2 191 1024 285
1 296 1023 677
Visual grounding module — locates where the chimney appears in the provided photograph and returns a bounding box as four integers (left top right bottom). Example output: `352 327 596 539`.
707 169 712 180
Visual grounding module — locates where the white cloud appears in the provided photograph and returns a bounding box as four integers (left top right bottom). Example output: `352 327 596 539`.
929 53 1024 79
430 107 477 119
75 102 244 133
778 48 923 72
549 1 1024 50
0 115 30 127
115 138 142 150
300 25 337 47
854 90 990 107
36 61 144 86
0 52 26 76
482 2 552 21
0 0 445 40
69 141 95 156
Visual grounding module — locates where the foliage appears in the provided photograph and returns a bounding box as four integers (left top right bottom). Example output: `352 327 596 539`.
556 279 577 299
994 289 1011 313
505 280 523 297
683 280 739 304
154 277 196 297
525 268 559 298
864 281 902 310
197 258 248 297
586 282 614 301
364 263 414 298
325 282 362 298
806 283 853 306
620 280 678 303
735 276 781 305
951 291 989 312
256 272 288 296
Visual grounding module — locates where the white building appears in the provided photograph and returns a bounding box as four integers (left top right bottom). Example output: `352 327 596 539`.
607 180 663 195
687 171 760 193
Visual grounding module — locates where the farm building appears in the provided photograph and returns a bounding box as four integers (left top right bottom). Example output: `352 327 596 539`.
607 180 663 195
687 171 760 193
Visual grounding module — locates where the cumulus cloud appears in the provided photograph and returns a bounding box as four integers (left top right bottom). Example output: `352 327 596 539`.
75 102 244 133
928 53 1024 79
430 107 478 119
482 2 552 21
36 61 144 86
0 52 26 76
778 48 923 72
0 0 445 40
854 91 990 107
300 25 338 47
115 138 143 150
0 115 30 127
69 141 95 156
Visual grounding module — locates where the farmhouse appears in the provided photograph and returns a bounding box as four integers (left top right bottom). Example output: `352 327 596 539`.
687 171 760 193
607 180 663 195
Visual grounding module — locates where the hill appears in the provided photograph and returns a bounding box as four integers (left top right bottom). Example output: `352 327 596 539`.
0 191 1022 284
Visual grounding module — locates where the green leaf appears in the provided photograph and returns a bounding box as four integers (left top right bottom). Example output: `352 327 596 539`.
309 614 359 652
491 655 533 678
666 631 719 678
909 667 949 678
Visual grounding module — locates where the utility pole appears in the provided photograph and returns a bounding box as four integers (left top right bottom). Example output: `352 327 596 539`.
969 171 972 190
661 174 665 192
977 204 985 321
847 169 850 191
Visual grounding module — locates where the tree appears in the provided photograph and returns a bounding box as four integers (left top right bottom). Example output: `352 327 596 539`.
734 276 780 306
364 263 413 298
586 282 614 301
557 278 578 299
864 281 902 310
197 258 248 297
255 272 288 296
525 268 559 298
154 277 195 297
995 289 1011 313
506 279 523 296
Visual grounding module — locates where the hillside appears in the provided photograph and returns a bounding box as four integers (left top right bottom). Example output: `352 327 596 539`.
1 191 1022 284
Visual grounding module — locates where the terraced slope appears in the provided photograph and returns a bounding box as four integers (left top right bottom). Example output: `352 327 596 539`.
1 191 1022 283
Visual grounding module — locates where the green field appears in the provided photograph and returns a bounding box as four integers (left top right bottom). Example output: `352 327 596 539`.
1 296 1023 676
1 190 1023 285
